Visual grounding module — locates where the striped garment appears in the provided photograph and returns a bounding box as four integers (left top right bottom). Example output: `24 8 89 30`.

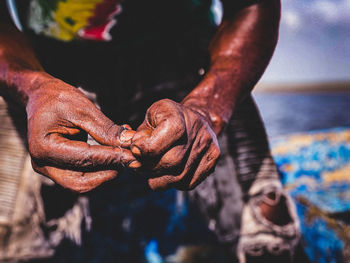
28 0 123 41
8 0 218 42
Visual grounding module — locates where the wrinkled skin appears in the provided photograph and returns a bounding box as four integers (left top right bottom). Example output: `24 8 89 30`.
0 3 293 255
0 0 281 192
128 0 281 190
131 99 220 191
26 77 141 193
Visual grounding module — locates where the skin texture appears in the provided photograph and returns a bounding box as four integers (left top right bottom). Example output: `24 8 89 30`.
0 22 141 193
132 0 281 190
0 0 281 193
27 79 141 193
131 99 220 190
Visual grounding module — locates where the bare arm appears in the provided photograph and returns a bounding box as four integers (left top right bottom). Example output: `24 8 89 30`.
0 13 140 193
183 0 281 134
131 0 281 190
0 18 45 104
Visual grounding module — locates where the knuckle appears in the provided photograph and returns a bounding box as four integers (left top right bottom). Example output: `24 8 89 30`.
107 123 121 137
149 99 177 117
149 99 171 112
157 98 173 106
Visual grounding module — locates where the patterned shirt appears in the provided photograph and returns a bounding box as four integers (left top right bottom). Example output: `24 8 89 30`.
27 0 123 41
9 0 217 42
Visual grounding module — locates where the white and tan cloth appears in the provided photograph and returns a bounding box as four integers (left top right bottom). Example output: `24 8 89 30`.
0 97 90 262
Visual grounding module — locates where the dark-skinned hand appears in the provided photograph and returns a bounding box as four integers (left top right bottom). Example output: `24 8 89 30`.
26 78 141 193
131 99 221 191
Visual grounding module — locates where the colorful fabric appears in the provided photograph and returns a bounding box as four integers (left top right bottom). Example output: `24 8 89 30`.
24 0 217 42
271 127 350 263
28 0 123 41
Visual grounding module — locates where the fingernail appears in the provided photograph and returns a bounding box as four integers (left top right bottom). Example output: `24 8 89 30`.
131 146 142 157
120 130 136 142
129 160 142 169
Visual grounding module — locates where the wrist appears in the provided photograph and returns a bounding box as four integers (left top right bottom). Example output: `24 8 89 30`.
6 70 57 106
182 99 226 135
182 71 237 135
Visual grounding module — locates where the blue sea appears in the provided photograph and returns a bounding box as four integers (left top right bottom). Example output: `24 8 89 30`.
255 92 350 263
254 93 350 137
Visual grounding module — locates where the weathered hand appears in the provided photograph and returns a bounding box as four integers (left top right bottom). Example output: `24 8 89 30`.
26 78 141 193
131 99 220 191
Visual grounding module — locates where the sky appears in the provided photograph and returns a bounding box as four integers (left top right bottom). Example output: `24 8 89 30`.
261 0 350 83
212 0 350 83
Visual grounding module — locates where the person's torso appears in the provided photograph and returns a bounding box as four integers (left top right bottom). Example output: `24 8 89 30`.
10 0 216 44
8 0 218 125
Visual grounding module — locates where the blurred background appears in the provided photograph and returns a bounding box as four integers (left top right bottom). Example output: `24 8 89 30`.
1 1 350 262
253 1 350 262
210 0 350 136
256 0 350 137
263 0 350 84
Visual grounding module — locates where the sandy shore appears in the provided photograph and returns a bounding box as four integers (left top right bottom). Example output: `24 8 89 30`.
254 81 350 93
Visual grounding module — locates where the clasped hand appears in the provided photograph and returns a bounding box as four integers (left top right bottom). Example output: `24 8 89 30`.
27 80 220 192
131 99 221 191
27 79 141 193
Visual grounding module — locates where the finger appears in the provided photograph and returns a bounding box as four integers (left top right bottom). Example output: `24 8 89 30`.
147 174 178 191
30 133 141 171
147 132 210 190
145 124 210 175
118 128 136 148
72 101 134 147
130 126 152 156
32 161 118 193
147 152 198 191
187 143 221 190
131 115 185 158
150 145 188 174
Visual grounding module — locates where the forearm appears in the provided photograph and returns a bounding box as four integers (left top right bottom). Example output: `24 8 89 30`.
0 22 50 106
182 0 281 134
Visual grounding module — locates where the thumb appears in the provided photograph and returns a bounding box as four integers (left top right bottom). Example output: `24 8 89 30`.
74 105 135 147
117 125 136 147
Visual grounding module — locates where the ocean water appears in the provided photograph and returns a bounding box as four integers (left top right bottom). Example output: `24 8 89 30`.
254 93 350 137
